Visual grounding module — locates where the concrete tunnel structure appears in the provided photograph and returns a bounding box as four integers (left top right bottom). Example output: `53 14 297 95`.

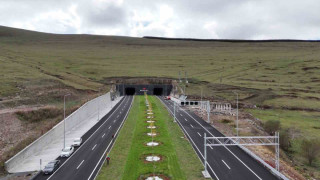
116 84 172 96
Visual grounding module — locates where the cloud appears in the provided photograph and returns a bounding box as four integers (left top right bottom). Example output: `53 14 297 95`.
0 0 320 39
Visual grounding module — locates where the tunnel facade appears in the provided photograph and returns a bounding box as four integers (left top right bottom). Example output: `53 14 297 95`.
117 84 172 96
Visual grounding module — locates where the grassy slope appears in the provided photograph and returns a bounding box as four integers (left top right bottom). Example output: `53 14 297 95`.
1 26 320 177
1 26 320 102
97 96 205 180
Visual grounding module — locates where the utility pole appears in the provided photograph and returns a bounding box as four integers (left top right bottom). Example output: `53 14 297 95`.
64 94 70 149
233 91 239 136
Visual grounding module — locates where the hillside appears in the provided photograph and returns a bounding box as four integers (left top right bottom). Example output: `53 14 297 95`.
0 26 319 178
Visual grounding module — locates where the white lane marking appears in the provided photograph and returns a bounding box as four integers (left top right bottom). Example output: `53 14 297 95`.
222 160 231 169
177 104 262 180
158 97 218 180
185 118 188 122
77 160 84 169
190 124 194 128
47 96 126 180
197 132 202 137
89 96 134 180
102 133 105 138
209 145 213 150
113 120 116 123
180 113 183 116
117 115 119 118
108 126 111 129
92 144 97 150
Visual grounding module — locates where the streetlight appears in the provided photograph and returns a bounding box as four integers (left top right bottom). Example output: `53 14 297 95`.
98 88 102 121
64 93 71 149
233 91 239 136
173 101 176 122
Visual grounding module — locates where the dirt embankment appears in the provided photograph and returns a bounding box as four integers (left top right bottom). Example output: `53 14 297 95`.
0 79 100 178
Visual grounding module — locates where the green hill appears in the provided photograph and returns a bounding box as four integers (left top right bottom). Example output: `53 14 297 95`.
0 25 320 178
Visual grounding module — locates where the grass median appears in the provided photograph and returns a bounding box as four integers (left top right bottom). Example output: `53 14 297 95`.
97 95 206 180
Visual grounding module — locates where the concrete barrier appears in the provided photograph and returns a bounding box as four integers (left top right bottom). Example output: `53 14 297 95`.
5 92 118 173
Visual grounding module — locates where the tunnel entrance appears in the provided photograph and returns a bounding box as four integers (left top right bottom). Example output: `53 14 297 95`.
125 87 136 95
153 88 163 95
117 84 172 96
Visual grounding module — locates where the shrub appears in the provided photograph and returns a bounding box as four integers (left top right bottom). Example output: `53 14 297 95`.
16 108 62 123
263 120 281 135
221 119 232 124
301 139 320 166
280 128 292 152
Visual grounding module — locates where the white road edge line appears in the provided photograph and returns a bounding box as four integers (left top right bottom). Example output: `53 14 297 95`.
177 102 262 180
92 144 97 150
77 160 84 170
158 97 217 180
47 96 126 180
222 160 231 170
90 96 134 180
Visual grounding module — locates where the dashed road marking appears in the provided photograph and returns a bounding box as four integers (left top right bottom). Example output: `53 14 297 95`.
185 118 188 122
222 160 231 169
190 124 194 128
197 132 202 137
102 133 105 138
108 126 111 129
92 144 97 150
76 160 84 169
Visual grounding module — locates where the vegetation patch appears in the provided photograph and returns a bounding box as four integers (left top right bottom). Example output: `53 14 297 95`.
97 96 206 180
15 108 63 123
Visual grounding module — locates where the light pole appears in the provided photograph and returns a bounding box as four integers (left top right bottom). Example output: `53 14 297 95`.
173 101 176 122
201 87 203 102
64 94 71 149
233 91 239 136
204 133 207 174
98 88 100 121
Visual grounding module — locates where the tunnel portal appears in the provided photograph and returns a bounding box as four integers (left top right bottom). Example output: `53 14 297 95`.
117 84 172 96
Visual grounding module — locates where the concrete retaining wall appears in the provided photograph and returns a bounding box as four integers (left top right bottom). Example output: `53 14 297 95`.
5 92 113 172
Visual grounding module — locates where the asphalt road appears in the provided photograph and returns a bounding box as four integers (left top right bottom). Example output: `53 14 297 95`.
158 97 278 180
33 95 133 180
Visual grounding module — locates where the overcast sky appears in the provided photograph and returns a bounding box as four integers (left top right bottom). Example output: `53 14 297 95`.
1 0 319 39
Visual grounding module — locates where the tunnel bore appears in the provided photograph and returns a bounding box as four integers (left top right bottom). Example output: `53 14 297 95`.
125 87 136 95
153 88 163 95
